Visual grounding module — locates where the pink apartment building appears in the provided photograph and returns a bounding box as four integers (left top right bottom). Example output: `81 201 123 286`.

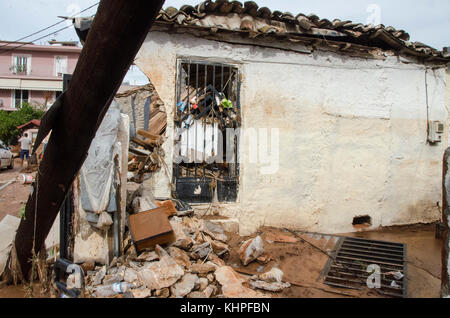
0 41 81 111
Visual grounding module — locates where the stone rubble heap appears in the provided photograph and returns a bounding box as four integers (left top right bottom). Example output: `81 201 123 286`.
82 216 290 298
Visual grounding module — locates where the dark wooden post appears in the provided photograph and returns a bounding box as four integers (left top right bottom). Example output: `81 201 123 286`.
14 0 165 278
442 148 450 297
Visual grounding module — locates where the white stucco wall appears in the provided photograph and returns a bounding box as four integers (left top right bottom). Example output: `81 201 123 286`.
135 31 448 236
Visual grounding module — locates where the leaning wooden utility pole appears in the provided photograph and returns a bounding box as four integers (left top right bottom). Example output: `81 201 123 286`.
442 148 450 298
14 0 165 279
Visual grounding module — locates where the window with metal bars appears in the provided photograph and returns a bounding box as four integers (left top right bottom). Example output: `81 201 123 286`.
174 59 241 203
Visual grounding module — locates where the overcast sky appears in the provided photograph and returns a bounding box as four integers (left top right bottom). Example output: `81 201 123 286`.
0 0 449 84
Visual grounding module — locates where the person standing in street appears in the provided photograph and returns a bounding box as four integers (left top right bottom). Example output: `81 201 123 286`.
18 133 32 167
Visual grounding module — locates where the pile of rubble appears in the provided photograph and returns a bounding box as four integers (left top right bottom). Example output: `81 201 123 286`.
78 186 291 298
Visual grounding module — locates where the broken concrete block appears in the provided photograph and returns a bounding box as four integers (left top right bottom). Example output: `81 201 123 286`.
198 277 209 291
190 243 212 260
201 221 228 243
172 237 194 251
187 285 215 298
130 287 151 298
204 285 216 298
138 255 184 290
135 251 159 262
214 266 268 298
209 218 239 234
238 236 264 266
190 263 216 275
155 244 169 258
187 291 207 298
154 288 170 298
73 207 112 265
103 266 126 285
207 274 215 283
126 182 141 208
93 266 107 286
170 273 199 298
81 261 96 273
250 280 291 292
208 253 226 267
259 267 284 283
256 254 271 265
210 240 230 256
124 268 139 284
170 218 194 251
0 215 21 278
168 247 191 268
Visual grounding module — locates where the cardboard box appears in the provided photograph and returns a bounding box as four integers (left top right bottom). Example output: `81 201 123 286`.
129 207 175 251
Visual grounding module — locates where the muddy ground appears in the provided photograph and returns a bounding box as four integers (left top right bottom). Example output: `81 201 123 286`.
224 225 442 298
3 223 439 299
0 165 444 298
0 159 33 222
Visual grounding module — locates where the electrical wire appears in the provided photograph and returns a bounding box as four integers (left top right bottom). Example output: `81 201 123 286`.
0 1 99 52
0 25 74 54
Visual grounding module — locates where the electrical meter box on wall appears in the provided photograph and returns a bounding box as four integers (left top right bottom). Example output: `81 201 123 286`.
428 121 445 144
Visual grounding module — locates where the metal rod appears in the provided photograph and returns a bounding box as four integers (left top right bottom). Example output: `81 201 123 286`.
195 63 199 175
203 64 207 178
342 242 404 254
338 250 404 264
186 63 191 176
340 246 404 259
345 237 405 248
336 255 404 268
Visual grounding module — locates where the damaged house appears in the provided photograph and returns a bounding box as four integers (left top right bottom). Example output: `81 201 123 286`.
78 0 450 237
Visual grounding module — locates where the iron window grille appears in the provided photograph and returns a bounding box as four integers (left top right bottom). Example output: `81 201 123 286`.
174 59 241 203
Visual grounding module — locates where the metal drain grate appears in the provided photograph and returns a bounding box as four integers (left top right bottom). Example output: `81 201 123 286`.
322 236 407 298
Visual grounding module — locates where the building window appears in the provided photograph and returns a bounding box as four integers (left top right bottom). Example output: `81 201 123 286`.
14 90 29 107
55 56 68 77
174 59 241 203
12 55 31 75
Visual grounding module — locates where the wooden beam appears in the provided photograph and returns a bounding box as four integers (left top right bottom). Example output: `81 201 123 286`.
14 0 165 279
137 130 162 144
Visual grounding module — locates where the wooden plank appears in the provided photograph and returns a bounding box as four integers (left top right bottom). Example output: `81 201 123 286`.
0 180 15 192
136 130 161 144
148 112 167 136
132 137 156 149
14 0 165 279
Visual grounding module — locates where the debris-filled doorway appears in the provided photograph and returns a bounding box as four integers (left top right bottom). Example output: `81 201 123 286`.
174 59 241 204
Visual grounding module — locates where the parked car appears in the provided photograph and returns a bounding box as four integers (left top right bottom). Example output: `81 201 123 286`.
0 140 14 170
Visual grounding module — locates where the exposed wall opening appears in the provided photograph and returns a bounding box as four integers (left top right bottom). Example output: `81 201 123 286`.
352 215 372 228
174 59 241 204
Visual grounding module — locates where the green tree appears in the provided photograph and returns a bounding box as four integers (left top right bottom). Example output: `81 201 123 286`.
0 103 45 145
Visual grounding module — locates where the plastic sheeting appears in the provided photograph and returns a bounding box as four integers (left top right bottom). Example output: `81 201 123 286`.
80 100 122 213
